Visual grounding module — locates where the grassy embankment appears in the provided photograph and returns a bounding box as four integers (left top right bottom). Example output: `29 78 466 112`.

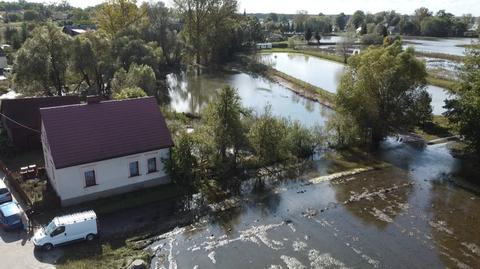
456 44 480 49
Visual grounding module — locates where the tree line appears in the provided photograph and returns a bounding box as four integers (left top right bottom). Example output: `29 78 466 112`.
10 0 264 98
259 8 478 39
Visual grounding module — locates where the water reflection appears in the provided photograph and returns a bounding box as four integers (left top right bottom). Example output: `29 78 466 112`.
166 69 333 127
258 52 345 93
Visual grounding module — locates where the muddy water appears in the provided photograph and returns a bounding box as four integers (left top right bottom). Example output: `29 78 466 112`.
149 141 480 269
166 70 332 128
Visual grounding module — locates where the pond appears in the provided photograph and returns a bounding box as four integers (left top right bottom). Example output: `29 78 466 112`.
403 37 477 56
166 70 332 128
259 52 450 115
149 140 480 269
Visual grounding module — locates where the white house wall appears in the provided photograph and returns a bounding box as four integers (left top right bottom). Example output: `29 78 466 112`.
41 123 58 194
52 148 171 205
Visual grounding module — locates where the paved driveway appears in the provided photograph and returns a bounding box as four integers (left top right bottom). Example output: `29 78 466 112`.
0 172 61 269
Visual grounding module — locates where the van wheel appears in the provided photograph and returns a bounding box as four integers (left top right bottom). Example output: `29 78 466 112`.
86 234 95 241
42 243 53 251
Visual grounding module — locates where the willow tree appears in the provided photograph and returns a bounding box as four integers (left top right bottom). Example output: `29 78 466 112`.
445 47 480 153
335 40 431 145
71 31 116 96
13 23 71 96
94 0 146 37
173 0 238 64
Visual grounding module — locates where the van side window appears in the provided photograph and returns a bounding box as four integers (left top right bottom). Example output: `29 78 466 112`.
51 226 65 237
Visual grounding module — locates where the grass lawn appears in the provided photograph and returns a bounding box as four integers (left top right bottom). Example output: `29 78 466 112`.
427 75 457 91
34 183 186 225
414 115 455 141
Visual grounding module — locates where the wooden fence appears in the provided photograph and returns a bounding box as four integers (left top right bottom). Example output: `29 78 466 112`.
0 160 32 207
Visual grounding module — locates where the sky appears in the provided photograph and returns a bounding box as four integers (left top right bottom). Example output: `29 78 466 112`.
16 0 480 16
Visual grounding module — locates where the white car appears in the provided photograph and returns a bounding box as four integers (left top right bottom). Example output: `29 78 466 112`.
0 180 12 205
33 210 98 251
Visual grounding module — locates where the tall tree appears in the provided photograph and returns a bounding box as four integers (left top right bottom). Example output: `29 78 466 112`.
94 0 146 37
445 47 480 153
173 0 238 65
204 86 246 166
71 31 116 96
350 10 365 28
335 13 347 31
314 30 321 44
143 2 183 66
13 23 71 96
335 41 430 144
304 28 312 42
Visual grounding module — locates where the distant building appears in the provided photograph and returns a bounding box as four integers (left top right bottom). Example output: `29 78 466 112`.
62 26 88 36
256 43 273 49
0 96 81 150
40 97 173 206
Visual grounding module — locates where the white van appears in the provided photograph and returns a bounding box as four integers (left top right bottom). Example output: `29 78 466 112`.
33 210 98 250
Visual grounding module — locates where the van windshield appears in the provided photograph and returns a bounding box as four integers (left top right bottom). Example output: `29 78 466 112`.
44 221 57 234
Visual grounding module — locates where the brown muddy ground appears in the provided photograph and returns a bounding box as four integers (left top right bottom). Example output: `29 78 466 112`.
148 140 480 269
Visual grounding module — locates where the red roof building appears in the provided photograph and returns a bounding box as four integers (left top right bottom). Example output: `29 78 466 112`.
40 97 173 206
0 96 81 150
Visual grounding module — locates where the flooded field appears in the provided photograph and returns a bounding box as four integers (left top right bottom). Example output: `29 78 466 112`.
148 140 480 269
166 70 332 127
403 37 477 56
259 52 451 115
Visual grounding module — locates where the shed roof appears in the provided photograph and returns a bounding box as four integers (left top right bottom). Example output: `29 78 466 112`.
0 96 81 132
40 97 173 169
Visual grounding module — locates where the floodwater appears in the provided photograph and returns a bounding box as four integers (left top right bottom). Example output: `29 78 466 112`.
426 85 450 115
403 37 477 56
258 52 345 93
166 70 332 128
259 52 450 115
149 140 480 269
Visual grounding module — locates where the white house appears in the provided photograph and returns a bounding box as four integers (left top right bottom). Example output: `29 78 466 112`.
40 96 174 206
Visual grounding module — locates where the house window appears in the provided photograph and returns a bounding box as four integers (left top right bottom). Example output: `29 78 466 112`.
129 161 139 177
84 170 96 187
147 158 157 173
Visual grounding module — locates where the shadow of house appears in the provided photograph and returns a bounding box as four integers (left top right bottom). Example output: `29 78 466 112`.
0 96 81 151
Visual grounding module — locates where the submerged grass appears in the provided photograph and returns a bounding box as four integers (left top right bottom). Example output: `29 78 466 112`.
427 75 457 91
56 236 149 269
415 51 464 62
265 67 335 105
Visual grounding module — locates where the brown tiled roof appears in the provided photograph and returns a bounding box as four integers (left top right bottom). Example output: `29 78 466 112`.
1 96 81 131
40 97 173 169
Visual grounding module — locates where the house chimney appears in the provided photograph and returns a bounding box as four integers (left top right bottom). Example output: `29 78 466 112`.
86 96 102 104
